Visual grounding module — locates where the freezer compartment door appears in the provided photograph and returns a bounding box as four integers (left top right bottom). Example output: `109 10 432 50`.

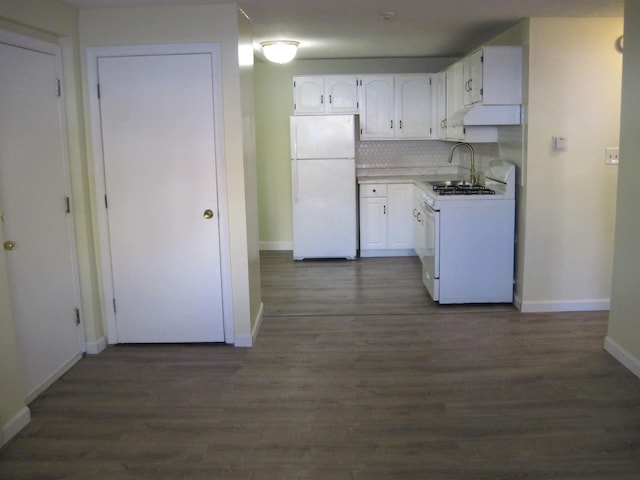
291 115 355 159
292 158 356 259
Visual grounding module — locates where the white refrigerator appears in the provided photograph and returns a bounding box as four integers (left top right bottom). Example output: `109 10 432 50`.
290 115 357 260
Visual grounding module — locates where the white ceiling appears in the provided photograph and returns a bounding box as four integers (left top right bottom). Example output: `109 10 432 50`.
61 0 624 60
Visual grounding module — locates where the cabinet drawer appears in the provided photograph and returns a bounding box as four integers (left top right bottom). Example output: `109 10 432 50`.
360 184 387 197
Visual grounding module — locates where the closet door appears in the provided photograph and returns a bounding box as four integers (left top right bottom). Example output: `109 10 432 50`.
0 33 83 401
97 53 225 343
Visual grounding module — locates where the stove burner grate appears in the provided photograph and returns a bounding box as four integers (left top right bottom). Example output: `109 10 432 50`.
432 184 496 196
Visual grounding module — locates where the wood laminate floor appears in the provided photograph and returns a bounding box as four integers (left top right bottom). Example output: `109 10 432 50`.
2 251 640 479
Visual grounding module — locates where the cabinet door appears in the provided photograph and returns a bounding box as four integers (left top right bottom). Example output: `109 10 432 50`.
436 71 447 139
413 185 425 256
463 49 483 106
387 184 413 249
358 75 395 139
293 76 325 114
326 75 358 114
445 62 464 141
395 74 433 139
359 196 387 250
479 46 522 105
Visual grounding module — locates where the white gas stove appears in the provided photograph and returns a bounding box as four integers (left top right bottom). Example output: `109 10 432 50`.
418 160 516 304
421 160 516 209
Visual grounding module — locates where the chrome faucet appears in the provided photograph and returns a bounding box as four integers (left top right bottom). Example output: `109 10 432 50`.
447 142 477 184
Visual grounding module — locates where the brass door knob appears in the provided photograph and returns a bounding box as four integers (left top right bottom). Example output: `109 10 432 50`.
203 209 214 219
4 241 16 251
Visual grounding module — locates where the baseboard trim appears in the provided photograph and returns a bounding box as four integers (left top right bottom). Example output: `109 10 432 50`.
23 352 83 404
260 241 292 251
1 406 31 448
604 336 640 380
85 336 107 355
519 299 610 313
360 249 415 258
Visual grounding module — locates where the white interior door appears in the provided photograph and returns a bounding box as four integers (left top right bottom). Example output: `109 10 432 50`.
97 53 224 343
0 35 83 401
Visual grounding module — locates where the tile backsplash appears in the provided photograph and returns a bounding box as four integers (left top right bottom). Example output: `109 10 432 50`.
356 140 499 171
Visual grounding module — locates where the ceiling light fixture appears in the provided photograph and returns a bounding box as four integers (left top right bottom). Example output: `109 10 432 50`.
261 40 300 64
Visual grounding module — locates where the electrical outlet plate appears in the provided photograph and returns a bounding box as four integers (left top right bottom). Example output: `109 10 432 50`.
605 147 619 165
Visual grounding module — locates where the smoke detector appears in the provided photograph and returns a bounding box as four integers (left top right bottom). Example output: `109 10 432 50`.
379 11 396 22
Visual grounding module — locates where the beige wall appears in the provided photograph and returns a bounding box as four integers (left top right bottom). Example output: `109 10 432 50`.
606 1 640 375
238 11 263 333
485 17 623 313
519 18 623 311
78 4 259 345
1 0 261 443
0 0 98 446
254 57 456 247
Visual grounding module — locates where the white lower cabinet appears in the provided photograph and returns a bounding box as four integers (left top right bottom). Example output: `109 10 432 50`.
359 182 414 257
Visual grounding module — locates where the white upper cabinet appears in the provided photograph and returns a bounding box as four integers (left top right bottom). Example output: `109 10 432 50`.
437 45 522 143
359 74 434 140
358 75 396 139
293 75 358 115
445 62 465 141
463 49 483 106
395 74 433 140
435 70 447 140
462 46 522 107
325 76 359 114
293 76 324 114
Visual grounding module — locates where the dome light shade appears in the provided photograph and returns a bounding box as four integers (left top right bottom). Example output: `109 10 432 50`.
261 40 299 64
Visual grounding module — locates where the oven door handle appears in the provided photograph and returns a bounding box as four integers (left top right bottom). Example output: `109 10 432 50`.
422 204 440 278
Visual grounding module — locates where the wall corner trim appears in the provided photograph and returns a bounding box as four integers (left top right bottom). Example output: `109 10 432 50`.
233 302 264 348
85 336 107 355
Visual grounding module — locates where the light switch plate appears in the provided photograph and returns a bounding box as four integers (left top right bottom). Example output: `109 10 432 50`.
605 147 619 165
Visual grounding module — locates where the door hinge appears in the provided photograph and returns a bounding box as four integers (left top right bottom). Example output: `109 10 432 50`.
104 194 108 209
97 83 101 99
75 307 81 325
65 196 71 214
113 298 117 314
57 79 62 97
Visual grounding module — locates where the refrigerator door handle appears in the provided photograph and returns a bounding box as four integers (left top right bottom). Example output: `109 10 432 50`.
293 158 299 203
293 125 299 203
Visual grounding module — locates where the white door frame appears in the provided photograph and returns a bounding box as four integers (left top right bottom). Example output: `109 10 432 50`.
0 28 86 394
86 44 234 345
